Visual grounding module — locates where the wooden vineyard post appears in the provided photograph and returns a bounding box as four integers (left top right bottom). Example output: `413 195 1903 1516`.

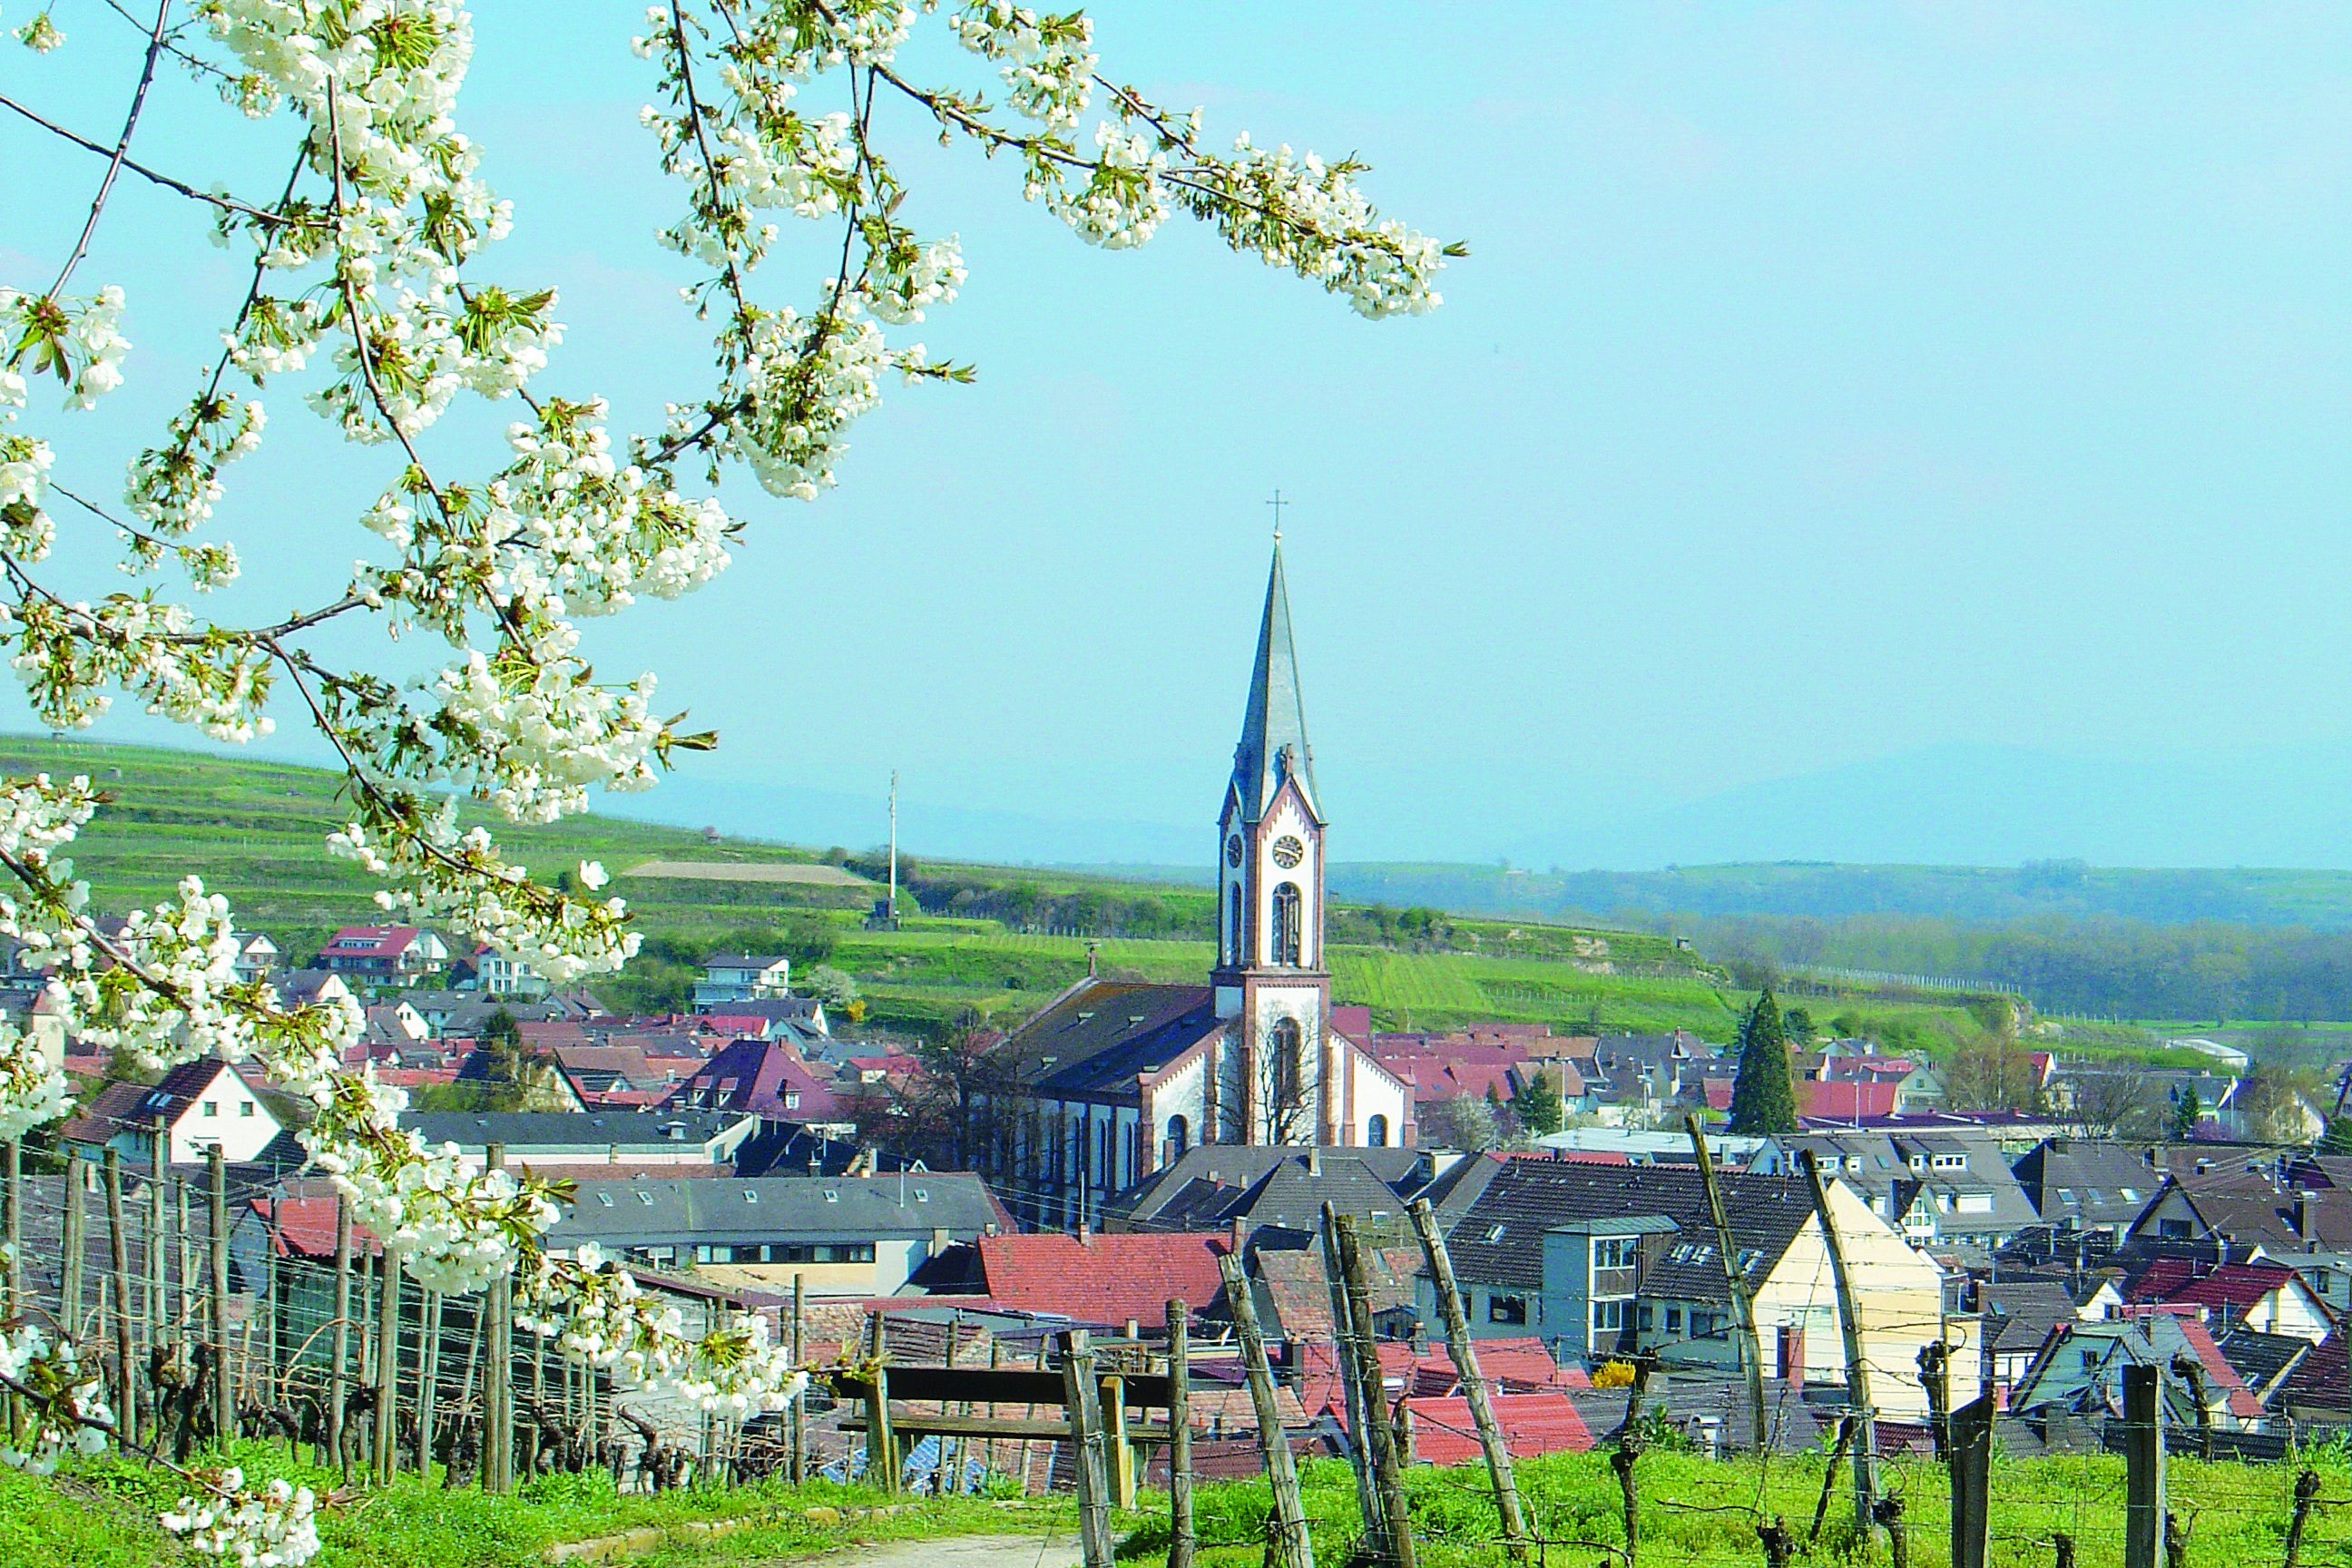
1407 1197 1528 1560
1798 1150 1877 1535
375 1240 400 1482
208 1145 232 1447
2123 1362 2164 1568
1166 1298 1195 1568
789 1273 805 1485
1335 1212 1416 1568
1687 1116 1771 1453
865 1313 897 1493
416 1289 441 1478
329 1196 351 1476
1218 1248 1314 1568
1950 1391 1993 1568
103 1150 136 1448
1318 1209 1379 1533
2 1142 19 1328
1058 1328 1115 1568
483 1143 513 1493
61 1155 85 1342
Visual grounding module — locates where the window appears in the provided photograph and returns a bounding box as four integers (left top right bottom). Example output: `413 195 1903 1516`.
1485 1224 1508 1244
1228 885 1243 965
1270 882 1303 965
1593 1299 1625 1331
1367 1113 1388 1148
1270 1017 1304 1111
597 1191 614 1207
1691 1311 1726 1339
239 1102 255 1118
784 1093 800 1110
1488 1294 1528 1325
1167 1114 1190 1154
1594 1237 1637 1270
201 1102 218 1118
1636 1304 1654 1330
1665 1307 1683 1332
2159 1219 2192 1240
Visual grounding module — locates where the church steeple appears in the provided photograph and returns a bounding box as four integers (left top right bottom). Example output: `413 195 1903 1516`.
1230 542 1319 827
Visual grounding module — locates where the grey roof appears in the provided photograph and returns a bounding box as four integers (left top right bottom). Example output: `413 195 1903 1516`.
2215 1327 2311 1398
399 1109 751 1152
1109 1143 1433 1227
1777 1129 2041 1237
988 979 1227 1099
1229 542 1318 825
550 1172 1004 1249
1437 1160 1814 1297
2010 1139 2162 1229
1981 1279 2084 1355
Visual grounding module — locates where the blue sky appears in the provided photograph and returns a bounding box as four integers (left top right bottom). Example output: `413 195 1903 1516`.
5 3 2351 867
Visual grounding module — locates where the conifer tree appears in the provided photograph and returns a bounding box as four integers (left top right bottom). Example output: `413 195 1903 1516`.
1726 989 1799 1135
2317 1116 2352 1156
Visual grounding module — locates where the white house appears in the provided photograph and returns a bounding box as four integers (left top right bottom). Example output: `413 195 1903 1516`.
62 1056 289 1166
692 954 793 1011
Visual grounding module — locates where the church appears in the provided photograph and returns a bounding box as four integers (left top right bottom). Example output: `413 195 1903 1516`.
975 544 1414 1230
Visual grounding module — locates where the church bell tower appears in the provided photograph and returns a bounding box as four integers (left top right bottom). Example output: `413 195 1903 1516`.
1211 542 1333 1145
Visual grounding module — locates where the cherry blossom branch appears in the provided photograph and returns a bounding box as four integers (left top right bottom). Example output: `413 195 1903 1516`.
0 94 292 226
48 0 176 299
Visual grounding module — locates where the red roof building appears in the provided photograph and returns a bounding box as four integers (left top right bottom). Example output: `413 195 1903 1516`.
1397 1390 1593 1465
973 1230 1232 1326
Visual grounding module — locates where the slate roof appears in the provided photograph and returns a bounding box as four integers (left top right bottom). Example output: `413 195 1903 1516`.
1110 1145 1431 1229
2011 1139 2163 1230
2135 1171 2313 1250
1981 1279 2086 1357
975 1230 1232 1325
658 1038 846 1121
1438 1159 1812 1298
398 1108 752 1152
549 1172 1003 1250
988 979 1226 1099
1229 542 1317 824
2215 1328 2311 1400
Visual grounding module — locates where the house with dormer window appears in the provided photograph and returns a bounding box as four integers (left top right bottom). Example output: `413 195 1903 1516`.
315 925 451 986
62 1056 290 1165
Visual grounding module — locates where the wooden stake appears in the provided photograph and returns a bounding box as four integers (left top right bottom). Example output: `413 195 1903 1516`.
208 1145 231 1447
1406 1197 1528 1559
864 1312 897 1493
1950 1392 1993 1568
3 1142 20 1324
375 1241 399 1482
1058 1328 1115 1568
103 1150 136 1449
1810 1416 1854 1544
1166 1298 1194 1568
329 1196 351 1478
484 1143 512 1492
1335 1212 1416 1568
1317 1209 1379 1533
1797 1150 1877 1534
61 1155 85 1342
2284 1469 2319 1568
789 1273 805 1486
1218 1248 1314 1568
1687 1116 1771 1453
2123 1363 2164 1568
417 1289 441 1478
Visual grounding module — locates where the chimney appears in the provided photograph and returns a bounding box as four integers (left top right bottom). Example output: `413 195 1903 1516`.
1777 1322 1806 1387
1307 1147 1322 1177
1230 1217 1247 1255
1077 1221 1092 1245
2294 1189 2308 1238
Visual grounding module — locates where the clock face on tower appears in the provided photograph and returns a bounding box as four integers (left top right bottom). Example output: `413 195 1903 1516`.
1270 835 1305 869
1225 835 1244 867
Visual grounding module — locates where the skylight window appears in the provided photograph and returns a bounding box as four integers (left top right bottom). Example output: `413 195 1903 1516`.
1485 1225 1507 1243
597 1192 613 1207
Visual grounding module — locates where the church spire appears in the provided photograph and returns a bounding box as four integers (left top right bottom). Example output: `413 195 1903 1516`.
1231 541 1318 825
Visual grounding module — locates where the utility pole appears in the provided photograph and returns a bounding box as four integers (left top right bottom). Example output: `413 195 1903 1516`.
887 769 898 926
1798 1149 1877 1535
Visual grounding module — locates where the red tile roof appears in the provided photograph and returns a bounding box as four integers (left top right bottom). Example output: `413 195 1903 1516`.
2130 1259 2299 1313
1798 1080 1901 1120
975 1231 1231 1325
251 1195 383 1258
1398 1390 1592 1465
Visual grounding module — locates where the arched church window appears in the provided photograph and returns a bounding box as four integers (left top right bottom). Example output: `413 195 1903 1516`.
1168 1114 1190 1154
1271 882 1303 965
1367 1113 1389 1148
1228 884 1242 965
1270 1016 1303 1111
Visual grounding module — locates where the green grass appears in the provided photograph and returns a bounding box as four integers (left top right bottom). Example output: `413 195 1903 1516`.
1132 1446 2352 1568
4 1441 1072 1568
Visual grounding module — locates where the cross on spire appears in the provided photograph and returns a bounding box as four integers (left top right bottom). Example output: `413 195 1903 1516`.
1266 488 1289 542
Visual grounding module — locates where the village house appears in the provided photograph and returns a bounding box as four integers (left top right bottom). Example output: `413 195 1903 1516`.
397 1108 763 1171
313 925 452 986
2124 1258 2333 1343
1751 1128 2038 1250
2008 1309 2266 1433
544 1171 1004 1298
691 954 793 1011
63 1056 291 1166
972 545 1412 1230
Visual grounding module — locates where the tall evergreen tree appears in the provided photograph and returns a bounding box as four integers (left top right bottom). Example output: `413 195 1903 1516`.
1726 988 1799 1135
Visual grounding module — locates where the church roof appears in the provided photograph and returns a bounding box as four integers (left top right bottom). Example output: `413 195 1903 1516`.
988 979 1226 1099
1230 543 1318 825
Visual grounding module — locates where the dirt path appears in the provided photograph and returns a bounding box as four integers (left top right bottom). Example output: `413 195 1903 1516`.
731 1532 1089 1568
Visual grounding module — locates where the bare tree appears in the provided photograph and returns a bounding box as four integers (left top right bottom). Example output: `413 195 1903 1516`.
2057 1067 2163 1140
1418 1094 1503 1153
